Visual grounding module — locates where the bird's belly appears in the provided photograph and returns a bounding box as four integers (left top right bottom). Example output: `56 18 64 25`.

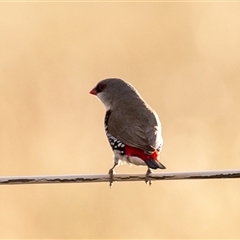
114 151 146 166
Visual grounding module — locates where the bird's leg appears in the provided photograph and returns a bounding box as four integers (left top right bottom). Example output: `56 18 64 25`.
108 157 119 187
145 168 153 186
108 164 117 187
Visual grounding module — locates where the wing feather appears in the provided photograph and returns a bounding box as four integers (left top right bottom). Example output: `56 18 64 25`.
108 100 162 152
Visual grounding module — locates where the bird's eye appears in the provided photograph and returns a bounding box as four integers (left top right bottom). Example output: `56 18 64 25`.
97 83 106 93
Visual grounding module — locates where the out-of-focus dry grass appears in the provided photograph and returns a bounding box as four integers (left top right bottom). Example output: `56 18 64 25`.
1 2 240 239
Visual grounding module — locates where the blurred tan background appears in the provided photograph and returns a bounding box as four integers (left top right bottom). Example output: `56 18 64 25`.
0 2 240 239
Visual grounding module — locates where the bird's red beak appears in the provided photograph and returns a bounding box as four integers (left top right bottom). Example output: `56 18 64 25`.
89 87 97 95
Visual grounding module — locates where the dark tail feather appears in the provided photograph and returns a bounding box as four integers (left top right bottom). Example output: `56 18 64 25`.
145 159 166 170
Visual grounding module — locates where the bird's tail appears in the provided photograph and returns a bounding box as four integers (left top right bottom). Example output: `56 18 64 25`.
145 159 166 170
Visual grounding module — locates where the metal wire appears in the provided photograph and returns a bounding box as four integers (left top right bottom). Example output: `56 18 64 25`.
0 169 240 185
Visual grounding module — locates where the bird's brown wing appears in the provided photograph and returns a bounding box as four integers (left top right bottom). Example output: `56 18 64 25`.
108 103 162 153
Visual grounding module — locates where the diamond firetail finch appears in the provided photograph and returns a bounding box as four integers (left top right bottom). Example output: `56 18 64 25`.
90 78 165 186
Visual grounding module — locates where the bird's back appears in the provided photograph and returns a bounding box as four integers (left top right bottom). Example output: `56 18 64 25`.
107 96 162 153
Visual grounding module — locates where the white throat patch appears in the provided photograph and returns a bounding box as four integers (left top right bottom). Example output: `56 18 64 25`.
97 92 111 111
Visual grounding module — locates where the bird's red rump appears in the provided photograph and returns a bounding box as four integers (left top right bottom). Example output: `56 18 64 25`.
125 145 158 161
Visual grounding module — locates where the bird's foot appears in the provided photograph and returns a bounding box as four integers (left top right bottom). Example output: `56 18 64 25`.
145 168 153 186
108 168 116 187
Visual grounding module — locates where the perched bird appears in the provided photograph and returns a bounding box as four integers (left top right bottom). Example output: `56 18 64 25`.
90 78 165 186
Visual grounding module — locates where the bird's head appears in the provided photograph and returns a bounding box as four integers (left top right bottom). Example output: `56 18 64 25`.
90 78 139 110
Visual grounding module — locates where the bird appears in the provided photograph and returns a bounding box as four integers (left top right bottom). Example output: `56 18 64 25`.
90 78 166 186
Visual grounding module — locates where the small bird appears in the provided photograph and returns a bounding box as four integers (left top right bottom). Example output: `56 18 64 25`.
90 78 166 186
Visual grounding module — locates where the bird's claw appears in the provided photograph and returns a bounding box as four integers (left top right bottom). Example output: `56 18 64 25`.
108 168 116 187
145 168 152 186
